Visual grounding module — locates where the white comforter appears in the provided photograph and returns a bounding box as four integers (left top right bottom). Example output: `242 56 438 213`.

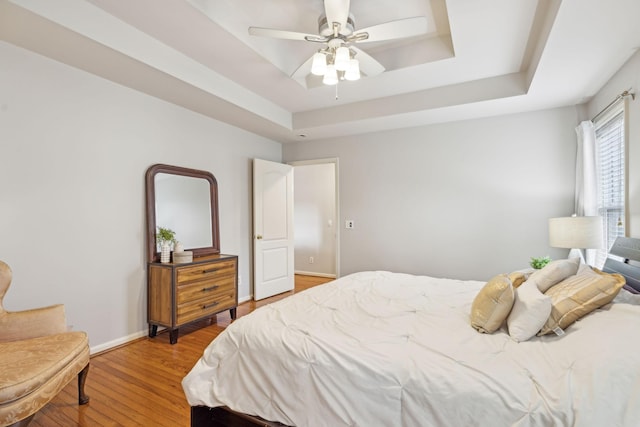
182 271 640 427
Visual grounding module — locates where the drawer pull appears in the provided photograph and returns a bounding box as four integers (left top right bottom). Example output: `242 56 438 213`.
202 268 220 274
202 301 219 310
202 285 219 292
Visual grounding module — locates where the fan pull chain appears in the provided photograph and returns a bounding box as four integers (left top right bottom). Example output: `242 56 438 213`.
335 81 339 100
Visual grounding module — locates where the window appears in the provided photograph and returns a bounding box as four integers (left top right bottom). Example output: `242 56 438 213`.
593 102 626 267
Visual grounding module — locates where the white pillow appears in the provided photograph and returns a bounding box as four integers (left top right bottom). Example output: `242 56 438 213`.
507 280 552 342
527 258 580 292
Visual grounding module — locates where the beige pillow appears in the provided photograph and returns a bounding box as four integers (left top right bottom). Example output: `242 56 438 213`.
507 280 552 342
528 258 580 292
507 271 529 289
538 268 626 336
470 275 515 334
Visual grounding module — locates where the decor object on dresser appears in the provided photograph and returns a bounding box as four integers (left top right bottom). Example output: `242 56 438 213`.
156 226 176 264
0 260 89 427
173 250 193 264
145 164 238 344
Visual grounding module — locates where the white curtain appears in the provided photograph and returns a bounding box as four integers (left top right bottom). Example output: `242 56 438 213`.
574 121 600 266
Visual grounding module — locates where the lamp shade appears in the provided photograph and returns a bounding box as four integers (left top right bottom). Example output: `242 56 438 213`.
322 64 338 85
311 52 327 76
549 216 603 249
334 46 350 71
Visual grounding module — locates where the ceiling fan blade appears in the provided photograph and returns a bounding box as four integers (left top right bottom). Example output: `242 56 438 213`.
351 16 428 43
291 55 314 79
324 0 351 35
351 46 385 76
248 27 325 42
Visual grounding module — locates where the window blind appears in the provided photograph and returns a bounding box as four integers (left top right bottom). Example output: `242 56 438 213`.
594 105 625 268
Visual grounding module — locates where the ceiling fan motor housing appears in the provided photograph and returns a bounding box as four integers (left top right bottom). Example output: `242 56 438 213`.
318 13 355 37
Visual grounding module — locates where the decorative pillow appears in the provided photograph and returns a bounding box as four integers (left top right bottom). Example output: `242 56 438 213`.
507 271 530 289
507 280 552 342
576 261 592 276
470 274 515 333
527 258 580 292
538 268 626 336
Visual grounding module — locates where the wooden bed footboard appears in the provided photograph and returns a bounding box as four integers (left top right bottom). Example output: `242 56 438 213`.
191 406 291 427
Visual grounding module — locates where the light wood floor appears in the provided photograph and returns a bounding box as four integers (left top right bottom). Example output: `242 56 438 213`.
30 274 332 427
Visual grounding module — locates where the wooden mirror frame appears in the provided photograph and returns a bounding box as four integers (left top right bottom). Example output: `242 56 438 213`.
145 164 220 263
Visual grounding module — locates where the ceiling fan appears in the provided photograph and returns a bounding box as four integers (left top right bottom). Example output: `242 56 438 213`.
248 0 428 85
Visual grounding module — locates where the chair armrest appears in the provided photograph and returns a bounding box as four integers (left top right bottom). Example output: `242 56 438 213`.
0 304 67 342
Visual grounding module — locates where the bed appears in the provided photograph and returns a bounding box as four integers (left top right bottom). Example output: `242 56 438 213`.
182 237 640 427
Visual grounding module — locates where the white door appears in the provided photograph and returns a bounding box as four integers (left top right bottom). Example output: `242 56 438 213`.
253 159 294 300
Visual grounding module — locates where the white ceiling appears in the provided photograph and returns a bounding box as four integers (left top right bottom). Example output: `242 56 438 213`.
1 0 639 143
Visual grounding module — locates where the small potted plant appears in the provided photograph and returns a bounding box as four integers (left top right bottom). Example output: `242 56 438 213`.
530 255 551 270
156 226 176 263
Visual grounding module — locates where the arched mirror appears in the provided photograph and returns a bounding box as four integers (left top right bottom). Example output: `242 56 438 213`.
145 164 220 262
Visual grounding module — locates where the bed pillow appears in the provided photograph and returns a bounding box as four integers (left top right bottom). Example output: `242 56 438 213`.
538 268 626 336
527 258 580 292
506 280 552 342
470 274 515 333
507 271 530 289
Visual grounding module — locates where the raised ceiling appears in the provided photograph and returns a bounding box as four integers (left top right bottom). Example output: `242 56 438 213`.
1 0 639 143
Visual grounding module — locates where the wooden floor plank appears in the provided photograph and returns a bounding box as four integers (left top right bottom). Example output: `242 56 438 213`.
29 275 331 426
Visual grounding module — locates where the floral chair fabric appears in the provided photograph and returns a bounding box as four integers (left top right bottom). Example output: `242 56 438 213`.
0 261 90 427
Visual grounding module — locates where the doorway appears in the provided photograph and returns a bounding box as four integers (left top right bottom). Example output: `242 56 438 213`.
289 158 339 279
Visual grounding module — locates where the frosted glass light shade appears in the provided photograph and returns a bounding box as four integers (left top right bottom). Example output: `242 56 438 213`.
311 52 327 76
344 59 360 81
334 46 350 71
323 64 338 85
549 216 603 249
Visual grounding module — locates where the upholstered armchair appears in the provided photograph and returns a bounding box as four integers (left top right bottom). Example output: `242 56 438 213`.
0 261 90 427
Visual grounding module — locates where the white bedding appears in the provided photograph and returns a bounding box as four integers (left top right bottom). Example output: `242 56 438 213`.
182 271 640 427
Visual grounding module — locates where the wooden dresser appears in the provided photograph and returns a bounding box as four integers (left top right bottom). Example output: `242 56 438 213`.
147 254 238 344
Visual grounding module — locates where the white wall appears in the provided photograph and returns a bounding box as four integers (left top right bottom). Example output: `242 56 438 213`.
585 49 640 238
0 42 281 352
6 38 633 352
284 107 579 280
293 163 336 276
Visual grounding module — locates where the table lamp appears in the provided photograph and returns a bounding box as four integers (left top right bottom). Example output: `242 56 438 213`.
548 215 603 263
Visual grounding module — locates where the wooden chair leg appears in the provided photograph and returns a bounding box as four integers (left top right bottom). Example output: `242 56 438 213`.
7 364 90 427
78 363 90 405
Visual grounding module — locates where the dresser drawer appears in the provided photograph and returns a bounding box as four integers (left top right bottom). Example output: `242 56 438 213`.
176 276 236 304
177 260 236 285
177 291 236 324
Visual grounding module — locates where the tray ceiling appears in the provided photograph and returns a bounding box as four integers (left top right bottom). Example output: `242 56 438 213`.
1 0 639 143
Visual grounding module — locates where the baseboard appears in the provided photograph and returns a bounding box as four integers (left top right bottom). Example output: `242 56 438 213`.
89 293 277 355
294 270 336 279
90 329 149 355
90 297 253 354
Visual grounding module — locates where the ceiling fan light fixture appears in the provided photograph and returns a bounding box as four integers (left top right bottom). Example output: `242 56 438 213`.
334 46 350 71
344 59 360 81
249 4 429 92
323 64 339 85
311 52 327 76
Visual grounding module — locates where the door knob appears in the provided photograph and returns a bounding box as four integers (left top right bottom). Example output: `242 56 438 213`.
256 235 263 240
